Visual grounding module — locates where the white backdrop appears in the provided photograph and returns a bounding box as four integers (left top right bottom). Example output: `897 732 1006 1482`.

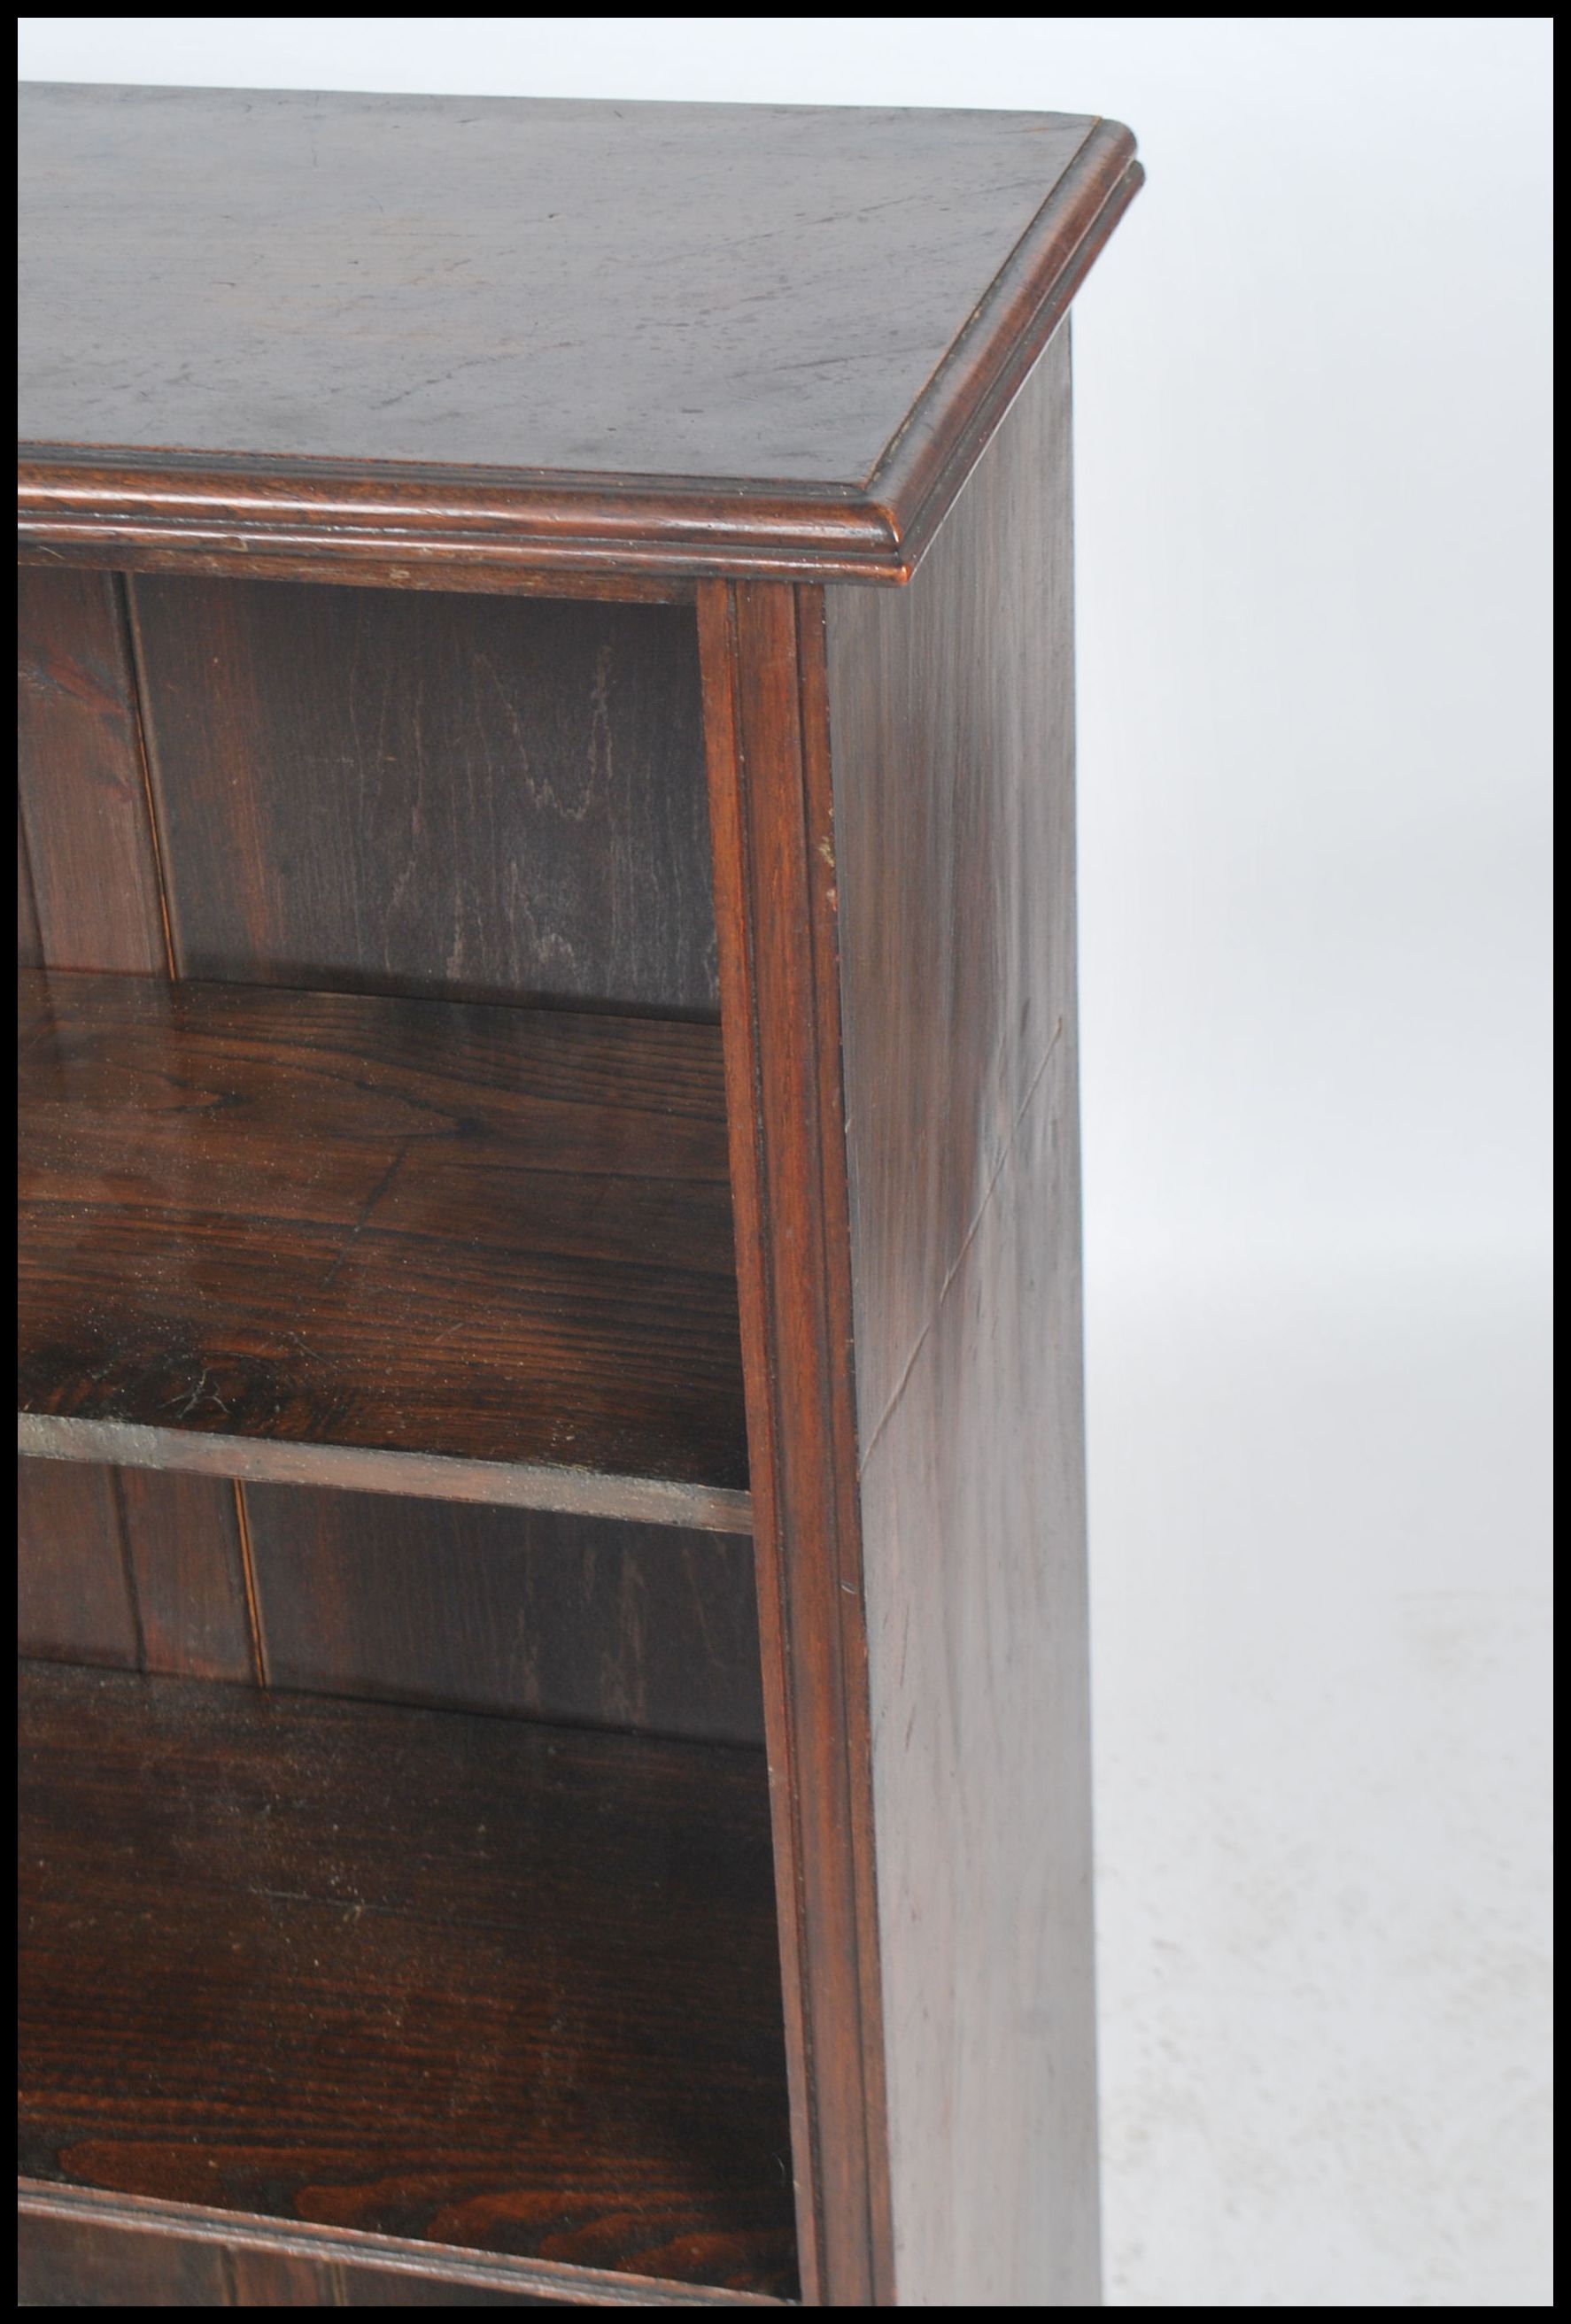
19 19 1553 2307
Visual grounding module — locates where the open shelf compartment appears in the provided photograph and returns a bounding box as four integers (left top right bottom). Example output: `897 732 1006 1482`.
18 555 789 2305
19 1661 798 2303
18 969 749 1532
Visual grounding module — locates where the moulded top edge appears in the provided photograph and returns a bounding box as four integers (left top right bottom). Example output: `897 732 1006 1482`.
19 87 1141 583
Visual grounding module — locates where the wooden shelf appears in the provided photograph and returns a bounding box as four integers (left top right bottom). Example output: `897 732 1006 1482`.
18 971 750 1532
19 1662 798 2302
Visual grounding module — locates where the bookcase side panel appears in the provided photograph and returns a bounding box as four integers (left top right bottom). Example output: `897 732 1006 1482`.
824 328 1101 2306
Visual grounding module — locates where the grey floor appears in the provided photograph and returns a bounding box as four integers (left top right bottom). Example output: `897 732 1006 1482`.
1088 1255 1552 2306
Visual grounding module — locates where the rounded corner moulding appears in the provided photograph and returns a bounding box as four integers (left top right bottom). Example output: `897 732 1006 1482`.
16 97 1141 590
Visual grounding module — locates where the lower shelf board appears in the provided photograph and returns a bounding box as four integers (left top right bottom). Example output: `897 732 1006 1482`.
17 1663 799 2304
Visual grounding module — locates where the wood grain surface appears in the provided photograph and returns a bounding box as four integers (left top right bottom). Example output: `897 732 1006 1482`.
700 581 891 2308
128 578 719 1015
17 1455 256 1685
18 89 1140 585
117 1469 258 1683
16 2213 552 2303
19 970 747 1506
244 1483 764 1746
17 87 1134 2305
18 2187 791 2305
19 1663 798 2299
17 564 272 1683
18 814 42 964
21 86 1099 483
21 1431 755 1749
18 567 756 1707
17 567 168 975
824 328 1100 2305
18 1420 754 1535
16 2212 546 2306
17 1457 139 1670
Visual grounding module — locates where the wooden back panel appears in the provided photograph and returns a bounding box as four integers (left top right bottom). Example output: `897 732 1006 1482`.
128 577 718 1014
17 2211 545 2305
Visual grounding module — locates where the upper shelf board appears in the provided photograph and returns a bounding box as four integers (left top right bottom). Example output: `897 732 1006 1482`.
18 969 750 1533
18 84 1141 585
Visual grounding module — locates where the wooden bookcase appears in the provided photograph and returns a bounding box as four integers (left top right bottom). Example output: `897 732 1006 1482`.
17 85 1141 2308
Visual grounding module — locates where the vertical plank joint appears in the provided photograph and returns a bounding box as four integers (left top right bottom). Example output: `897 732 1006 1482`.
232 1482 269 1687
117 571 179 979
109 1465 149 1676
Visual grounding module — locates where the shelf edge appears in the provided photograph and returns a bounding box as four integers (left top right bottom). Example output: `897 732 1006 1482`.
16 1413 754 1537
17 2181 788 2307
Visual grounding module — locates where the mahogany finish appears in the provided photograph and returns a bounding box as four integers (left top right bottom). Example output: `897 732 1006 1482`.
18 555 749 1707
128 577 718 1015
694 340 1100 2306
19 2205 557 2305
699 582 889 2307
120 1467 258 1683
19 1664 796 2300
18 2190 786 2307
19 969 747 1517
19 86 1139 585
16 1459 759 1747
14 1455 260 1689
18 567 281 1688
17 1459 139 1670
18 81 1139 2309
17 568 167 976
825 337 1099 2304
244 1485 764 1747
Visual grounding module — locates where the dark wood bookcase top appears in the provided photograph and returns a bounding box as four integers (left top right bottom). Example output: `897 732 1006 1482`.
18 78 1140 2313
18 82 1141 586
